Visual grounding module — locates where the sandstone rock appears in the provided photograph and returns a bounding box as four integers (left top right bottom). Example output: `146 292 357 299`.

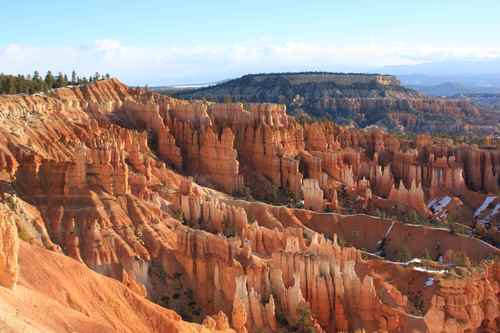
302 179 324 211
0 217 18 288
1 79 499 333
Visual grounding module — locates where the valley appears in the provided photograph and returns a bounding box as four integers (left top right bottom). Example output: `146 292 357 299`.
0 79 499 332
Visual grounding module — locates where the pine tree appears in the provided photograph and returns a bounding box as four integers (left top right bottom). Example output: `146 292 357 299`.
55 72 64 88
7 76 16 94
15 75 25 93
105 73 110 80
45 71 54 89
71 70 77 85
33 71 41 81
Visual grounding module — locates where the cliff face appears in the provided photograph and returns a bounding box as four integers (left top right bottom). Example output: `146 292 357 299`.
0 241 234 333
0 79 499 333
173 72 482 133
0 207 19 289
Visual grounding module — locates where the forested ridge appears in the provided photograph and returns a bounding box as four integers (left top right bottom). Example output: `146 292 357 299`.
0 70 111 95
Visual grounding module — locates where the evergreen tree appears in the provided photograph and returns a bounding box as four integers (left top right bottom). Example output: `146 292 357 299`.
7 76 16 94
1 70 111 95
33 71 41 81
55 72 64 88
45 71 54 89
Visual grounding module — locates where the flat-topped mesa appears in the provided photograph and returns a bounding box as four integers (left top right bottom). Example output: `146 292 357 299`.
246 72 401 87
177 72 488 133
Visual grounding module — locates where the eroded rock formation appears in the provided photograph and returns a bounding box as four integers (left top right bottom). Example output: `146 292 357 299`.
0 79 499 333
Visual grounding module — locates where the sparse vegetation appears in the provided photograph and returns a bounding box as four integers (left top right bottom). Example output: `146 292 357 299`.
172 209 184 222
150 262 204 323
393 245 412 262
275 303 316 333
222 217 236 238
17 224 33 242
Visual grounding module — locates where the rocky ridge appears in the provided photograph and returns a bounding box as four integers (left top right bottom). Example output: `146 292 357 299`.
0 79 499 332
173 72 483 133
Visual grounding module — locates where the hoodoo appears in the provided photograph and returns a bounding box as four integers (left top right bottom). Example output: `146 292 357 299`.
0 79 499 333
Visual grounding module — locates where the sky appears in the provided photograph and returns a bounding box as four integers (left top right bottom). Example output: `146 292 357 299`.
1 1 500 85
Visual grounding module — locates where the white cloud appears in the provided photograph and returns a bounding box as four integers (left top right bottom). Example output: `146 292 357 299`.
94 39 122 52
1 40 500 85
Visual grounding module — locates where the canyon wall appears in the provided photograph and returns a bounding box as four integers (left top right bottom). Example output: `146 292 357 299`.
0 79 499 333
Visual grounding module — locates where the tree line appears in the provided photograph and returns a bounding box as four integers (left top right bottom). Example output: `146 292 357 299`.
0 71 111 95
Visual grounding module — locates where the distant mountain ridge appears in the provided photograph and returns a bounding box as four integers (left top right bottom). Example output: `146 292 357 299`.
409 81 500 97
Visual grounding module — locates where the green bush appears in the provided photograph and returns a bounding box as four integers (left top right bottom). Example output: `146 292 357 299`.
293 304 315 333
394 245 412 262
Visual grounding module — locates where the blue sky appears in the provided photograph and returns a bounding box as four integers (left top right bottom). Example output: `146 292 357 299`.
1 1 500 85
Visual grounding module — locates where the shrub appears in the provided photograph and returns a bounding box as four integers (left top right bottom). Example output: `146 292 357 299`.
423 249 433 261
406 210 427 225
17 224 33 242
294 304 315 333
222 218 236 238
172 209 184 222
394 245 412 262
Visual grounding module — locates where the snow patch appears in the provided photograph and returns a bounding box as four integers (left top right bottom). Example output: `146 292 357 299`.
413 266 446 274
408 258 423 265
474 196 496 218
425 277 434 287
428 196 452 213
492 204 500 219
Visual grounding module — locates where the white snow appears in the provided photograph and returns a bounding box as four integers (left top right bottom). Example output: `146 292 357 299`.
491 204 500 219
479 203 500 225
427 198 438 209
413 266 446 274
428 196 452 213
425 277 434 287
407 258 423 265
474 196 496 218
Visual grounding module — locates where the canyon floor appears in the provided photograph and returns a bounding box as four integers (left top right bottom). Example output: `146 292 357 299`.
0 79 499 333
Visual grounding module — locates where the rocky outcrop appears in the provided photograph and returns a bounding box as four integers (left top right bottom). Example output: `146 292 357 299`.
0 241 234 333
0 214 18 289
1 79 500 333
302 179 324 211
388 180 429 216
424 261 500 333
199 127 244 194
175 72 482 133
